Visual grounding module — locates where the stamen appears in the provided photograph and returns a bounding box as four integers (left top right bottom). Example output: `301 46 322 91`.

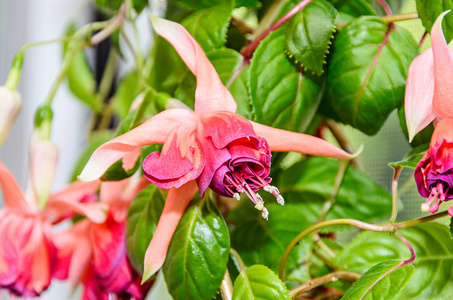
233 193 241 201
276 195 285 206
261 207 269 220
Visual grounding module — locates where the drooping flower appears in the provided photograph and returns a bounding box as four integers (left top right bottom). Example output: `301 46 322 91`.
79 15 353 281
0 161 105 297
405 11 453 141
415 118 453 216
53 177 151 300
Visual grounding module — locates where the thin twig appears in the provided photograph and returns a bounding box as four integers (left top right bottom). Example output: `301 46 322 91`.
90 3 127 45
389 166 402 223
336 12 419 29
376 0 392 16
312 247 339 271
288 271 361 298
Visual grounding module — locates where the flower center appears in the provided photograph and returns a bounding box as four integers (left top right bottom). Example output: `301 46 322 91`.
421 181 449 213
223 167 284 220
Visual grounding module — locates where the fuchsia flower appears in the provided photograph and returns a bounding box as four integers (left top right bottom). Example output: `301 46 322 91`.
405 11 453 214
0 86 21 146
415 118 453 215
54 177 151 300
0 162 104 297
79 16 353 281
405 11 453 141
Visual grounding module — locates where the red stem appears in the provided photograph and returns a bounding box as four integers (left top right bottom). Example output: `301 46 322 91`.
376 0 392 16
419 31 428 47
241 0 313 58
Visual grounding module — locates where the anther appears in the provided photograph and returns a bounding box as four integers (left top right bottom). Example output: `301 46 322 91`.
233 193 241 201
276 195 284 206
261 207 269 220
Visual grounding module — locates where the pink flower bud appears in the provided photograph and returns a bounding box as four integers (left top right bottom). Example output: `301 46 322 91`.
0 86 21 146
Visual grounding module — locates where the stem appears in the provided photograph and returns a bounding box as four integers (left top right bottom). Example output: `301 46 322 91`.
97 49 118 105
312 247 339 271
376 0 392 16
336 12 419 29
325 119 363 170
19 37 79 52
230 248 247 274
250 0 287 39
90 3 127 46
313 233 336 258
220 269 233 300
419 31 428 47
279 219 396 281
241 0 314 58
231 16 254 34
288 271 361 298
316 159 349 223
126 0 144 69
389 166 402 223
394 210 450 230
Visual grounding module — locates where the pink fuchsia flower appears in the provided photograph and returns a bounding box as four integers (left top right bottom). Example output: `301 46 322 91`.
405 11 453 141
0 162 104 297
53 177 151 300
415 118 453 216
79 16 353 280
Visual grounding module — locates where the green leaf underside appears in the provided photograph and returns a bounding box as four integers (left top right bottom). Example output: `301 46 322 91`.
342 261 415 300
163 198 230 300
285 0 337 75
181 0 234 52
249 27 324 132
125 185 165 274
278 157 392 228
232 265 291 300
416 0 453 43
336 223 453 299
325 16 418 135
230 204 313 283
389 143 429 169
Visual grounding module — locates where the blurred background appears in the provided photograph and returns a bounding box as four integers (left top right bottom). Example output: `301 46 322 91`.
0 0 441 299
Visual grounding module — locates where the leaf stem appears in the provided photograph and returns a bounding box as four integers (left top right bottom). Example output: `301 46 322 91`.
220 269 233 300
389 166 402 223
288 271 361 298
230 248 247 274
336 12 419 29
90 3 127 46
394 210 450 230
316 159 349 223
376 0 392 16
312 247 339 271
325 119 363 170
241 0 314 58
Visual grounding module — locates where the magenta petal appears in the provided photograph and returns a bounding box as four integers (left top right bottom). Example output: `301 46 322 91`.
197 138 231 196
149 16 237 115
431 11 453 118
202 112 259 149
404 48 437 141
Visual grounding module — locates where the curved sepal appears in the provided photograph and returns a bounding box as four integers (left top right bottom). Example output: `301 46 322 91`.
0 161 30 212
149 15 237 115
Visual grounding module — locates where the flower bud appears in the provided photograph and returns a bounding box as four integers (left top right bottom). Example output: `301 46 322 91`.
0 86 22 146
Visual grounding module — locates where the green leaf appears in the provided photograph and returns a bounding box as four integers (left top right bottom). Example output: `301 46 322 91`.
126 185 165 274
70 131 113 182
113 71 140 121
64 25 102 112
229 204 312 283
342 261 415 300
181 0 234 52
249 28 325 132
232 265 291 300
285 0 337 75
389 143 429 169
329 0 377 18
95 0 147 12
278 157 392 226
163 198 230 300
325 17 419 135
236 0 261 8
397 105 435 148
335 223 453 299
416 0 453 43
173 0 224 9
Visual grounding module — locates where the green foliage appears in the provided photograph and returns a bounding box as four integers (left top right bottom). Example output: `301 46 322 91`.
236 0 262 8
329 0 376 22
389 143 429 169
342 261 415 300
416 0 453 42
232 265 291 300
229 204 313 283
113 71 140 121
126 185 165 274
181 0 234 52
249 28 324 132
285 0 338 75
324 17 419 135
95 0 147 12
172 0 225 9
163 198 230 300
64 24 102 112
277 157 392 226
336 223 453 299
